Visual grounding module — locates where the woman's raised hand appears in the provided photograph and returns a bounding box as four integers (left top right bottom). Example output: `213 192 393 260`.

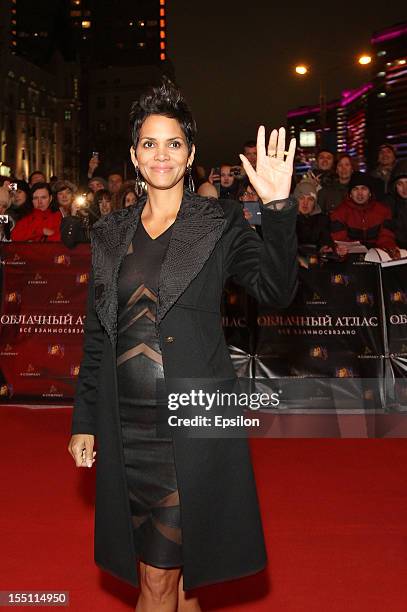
239 126 296 204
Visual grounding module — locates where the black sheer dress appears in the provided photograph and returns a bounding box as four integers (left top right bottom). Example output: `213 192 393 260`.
117 220 182 568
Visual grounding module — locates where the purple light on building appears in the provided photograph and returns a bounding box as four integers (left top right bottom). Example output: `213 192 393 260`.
341 83 373 106
371 24 407 44
287 101 339 118
287 105 320 118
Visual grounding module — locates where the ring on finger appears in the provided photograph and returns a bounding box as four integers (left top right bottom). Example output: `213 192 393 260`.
268 151 289 157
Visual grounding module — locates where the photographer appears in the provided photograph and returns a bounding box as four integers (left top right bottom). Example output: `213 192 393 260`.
208 163 241 199
0 187 15 241
60 194 93 249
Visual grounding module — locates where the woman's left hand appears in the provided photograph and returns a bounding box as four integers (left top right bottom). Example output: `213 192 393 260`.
239 126 296 204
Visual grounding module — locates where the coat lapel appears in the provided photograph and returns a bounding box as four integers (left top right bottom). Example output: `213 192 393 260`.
91 200 143 345
91 189 227 345
156 190 227 325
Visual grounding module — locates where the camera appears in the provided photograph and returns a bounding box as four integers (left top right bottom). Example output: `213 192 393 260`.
8 183 17 191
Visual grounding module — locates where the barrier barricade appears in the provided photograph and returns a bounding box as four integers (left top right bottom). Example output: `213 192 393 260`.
1 244 406 414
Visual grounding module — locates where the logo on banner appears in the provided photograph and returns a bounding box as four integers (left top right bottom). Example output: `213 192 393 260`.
331 273 350 286
42 384 63 398
358 346 377 359
335 367 354 378
54 254 71 266
7 253 26 265
50 292 70 304
356 292 374 306
21 363 40 377
390 290 407 304
5 291 21 304
76 272 89 285
0 383 13 398
48 344 65 358
70 364 80 376
28 273 47 285
309 346 328 360
1 343 18 356
306 291 327 305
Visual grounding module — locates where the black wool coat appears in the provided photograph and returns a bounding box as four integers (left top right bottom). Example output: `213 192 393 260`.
71 189 298 590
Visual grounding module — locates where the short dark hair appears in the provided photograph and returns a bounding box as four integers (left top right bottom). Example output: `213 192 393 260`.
29 170 45 183
88 189 112 224
336 153 357 171
30 182 52 198
316 149 335 159
129 79 197 155
119 186 137 209
242 140 256 150
93 189 111 206
30 182 59 211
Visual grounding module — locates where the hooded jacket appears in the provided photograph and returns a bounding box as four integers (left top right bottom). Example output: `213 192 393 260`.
330 196 397 250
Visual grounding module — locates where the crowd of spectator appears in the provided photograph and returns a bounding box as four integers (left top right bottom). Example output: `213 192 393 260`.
0 140 406 262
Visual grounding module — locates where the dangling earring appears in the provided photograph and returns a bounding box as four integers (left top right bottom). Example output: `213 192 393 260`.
187 165 195 192
135 166 144 198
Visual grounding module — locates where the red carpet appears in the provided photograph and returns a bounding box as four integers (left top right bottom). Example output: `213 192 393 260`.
1 405 407 611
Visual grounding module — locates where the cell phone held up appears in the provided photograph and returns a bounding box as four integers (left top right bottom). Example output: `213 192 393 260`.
211 167 221 183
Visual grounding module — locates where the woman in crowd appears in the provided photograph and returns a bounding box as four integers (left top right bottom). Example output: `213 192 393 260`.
8 180 31 223
60 195 91 249
237 178 263 229
68 81 297 611
119 185 138 208
11 182 61 242
318 153 355 213
53 180 77 217
61 187 116 249
89 188 113 221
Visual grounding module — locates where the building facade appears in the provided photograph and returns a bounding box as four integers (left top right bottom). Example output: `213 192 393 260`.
69 0 172 183
0 0 80 182
0 0 172 183
287 22 407 172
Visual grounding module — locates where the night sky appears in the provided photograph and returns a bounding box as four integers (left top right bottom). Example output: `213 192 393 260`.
167 1 405 168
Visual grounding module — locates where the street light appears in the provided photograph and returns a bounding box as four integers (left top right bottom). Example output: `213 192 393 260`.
295 65 308 75
358 54 372 65
292 54 373 142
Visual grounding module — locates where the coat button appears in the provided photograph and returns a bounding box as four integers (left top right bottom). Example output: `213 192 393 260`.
164 336 175 343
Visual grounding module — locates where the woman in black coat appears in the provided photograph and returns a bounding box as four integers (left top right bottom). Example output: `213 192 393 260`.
68 82 298 611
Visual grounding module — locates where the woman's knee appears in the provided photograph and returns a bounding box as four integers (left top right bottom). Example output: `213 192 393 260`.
140 564 180 602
